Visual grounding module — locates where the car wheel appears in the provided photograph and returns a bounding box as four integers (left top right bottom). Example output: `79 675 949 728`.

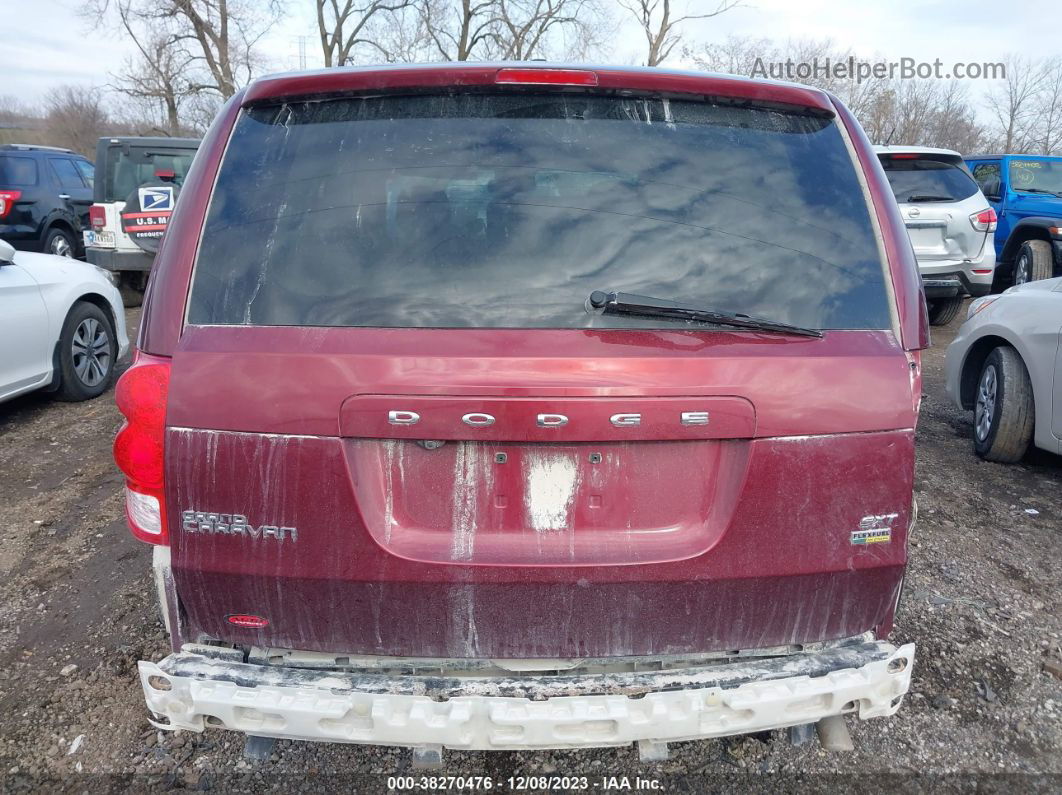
973 346 1034 463
54 302 118 401
1013 239 1052 285
44 227 75 258
927 296 963 326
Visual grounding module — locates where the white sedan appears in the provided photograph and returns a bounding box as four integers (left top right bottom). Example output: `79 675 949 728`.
0 238 129 404
945 277 1062 461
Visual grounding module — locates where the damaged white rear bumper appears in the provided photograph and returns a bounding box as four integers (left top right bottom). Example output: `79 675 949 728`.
138 641 914 751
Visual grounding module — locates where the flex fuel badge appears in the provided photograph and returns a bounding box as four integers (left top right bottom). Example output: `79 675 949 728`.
851 513 899 545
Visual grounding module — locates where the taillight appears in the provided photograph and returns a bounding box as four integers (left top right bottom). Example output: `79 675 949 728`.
113 352 171 545
495 67 599 86
970 208 997 232
0 190 22 219
89 205 106 231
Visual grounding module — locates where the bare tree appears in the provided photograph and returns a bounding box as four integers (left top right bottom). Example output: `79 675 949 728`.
1031 56 1062 154
88 0 284 100
316 0 417 66
360 2 436 62
923 81 987 154
105 1 199 135
83 0 281 135
0 96 38 127
492 0 605 60
418 0 604 62
557 2 611 60
114 42 193 135
157 0 284 98
621 0 741 67
42 86 111 156
691 36 889 123
687 33 761 75
421 0 501 61
689 35 989 151
984 55 1045 153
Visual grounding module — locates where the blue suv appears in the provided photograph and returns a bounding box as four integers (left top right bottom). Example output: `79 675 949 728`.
965 154 1062 286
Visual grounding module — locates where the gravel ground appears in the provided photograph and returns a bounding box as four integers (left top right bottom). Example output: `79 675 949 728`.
0 307 1059 793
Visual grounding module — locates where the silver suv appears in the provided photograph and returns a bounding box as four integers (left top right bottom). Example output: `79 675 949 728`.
876 146 997 325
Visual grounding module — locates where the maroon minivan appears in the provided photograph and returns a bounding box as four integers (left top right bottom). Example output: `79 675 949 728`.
115 64 927 761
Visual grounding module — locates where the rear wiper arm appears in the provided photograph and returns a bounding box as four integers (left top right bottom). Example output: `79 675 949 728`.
1016 187 1062 196
587 291 824 338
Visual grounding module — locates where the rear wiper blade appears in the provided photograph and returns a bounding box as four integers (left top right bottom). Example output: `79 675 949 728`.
587 291 824 338
905 194 954 202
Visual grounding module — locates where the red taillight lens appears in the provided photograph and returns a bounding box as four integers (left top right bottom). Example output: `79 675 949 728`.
970 208 997 232
0 190 22 219
889 153 919 159
114 423 166 488
113 353 171 545
495 68 599 86
89 205 106 231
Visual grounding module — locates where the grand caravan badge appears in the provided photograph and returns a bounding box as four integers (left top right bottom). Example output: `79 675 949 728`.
182 510 297 542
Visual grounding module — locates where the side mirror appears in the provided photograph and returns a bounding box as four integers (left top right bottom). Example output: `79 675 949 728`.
0 239 15 265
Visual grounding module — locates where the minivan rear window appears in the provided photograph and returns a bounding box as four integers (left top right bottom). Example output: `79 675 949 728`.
879 155 979 204
0 155 39 186
189 93 891 330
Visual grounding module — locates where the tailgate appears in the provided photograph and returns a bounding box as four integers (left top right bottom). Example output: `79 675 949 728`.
165 326 916 659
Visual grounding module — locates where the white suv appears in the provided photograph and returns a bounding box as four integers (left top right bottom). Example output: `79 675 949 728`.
876 146 997 325
84 136 199 306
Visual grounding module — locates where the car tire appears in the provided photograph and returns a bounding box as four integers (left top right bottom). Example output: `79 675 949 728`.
44 227 76 258
118 272 146 307
973 346 1034 463
927 296 963 326
54 302 118 402
1013 239 1052 285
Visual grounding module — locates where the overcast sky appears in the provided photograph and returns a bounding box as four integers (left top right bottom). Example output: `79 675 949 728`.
5 0 1060 109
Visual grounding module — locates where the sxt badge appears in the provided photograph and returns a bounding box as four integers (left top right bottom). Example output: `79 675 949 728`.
851 513 899 545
